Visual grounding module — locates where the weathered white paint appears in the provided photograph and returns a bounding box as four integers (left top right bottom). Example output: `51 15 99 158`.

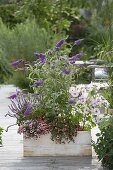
23 131 92 156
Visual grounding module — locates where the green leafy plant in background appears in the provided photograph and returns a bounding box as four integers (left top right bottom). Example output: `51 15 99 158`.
72 67 92 84
0 19 62 89
0 50 12 84
0 19 62 62
0 127 3 145
92 116 113 170
83 0 113 60
0 3 21 28
15 0 80 33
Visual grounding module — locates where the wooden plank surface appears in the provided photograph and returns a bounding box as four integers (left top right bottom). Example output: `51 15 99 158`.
0 85 103 170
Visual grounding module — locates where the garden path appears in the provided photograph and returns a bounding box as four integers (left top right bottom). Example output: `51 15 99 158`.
0 85 103 170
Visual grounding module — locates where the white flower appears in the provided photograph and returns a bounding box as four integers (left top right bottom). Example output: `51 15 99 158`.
91 108 100 115
103 100 109 106
69 87 80 97
95 114 104 124
83 106 89 114
78 97 87 104
76 84 85 89
90 97 98 106
81 92 88 99
81 87 87 94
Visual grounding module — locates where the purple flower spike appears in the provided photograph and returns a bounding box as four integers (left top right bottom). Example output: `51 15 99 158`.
75 53 82 58
11 59 23 67
36 53 46 63
24 104 33 116
69 56 76 61
74 39 84 46
69 53 82 64
55 39 65 50
39 53 46 63
40 53 46 60
34 80 44 87
8 91 19 99
63 68 71 75
69 98 75 104
69 60 75 64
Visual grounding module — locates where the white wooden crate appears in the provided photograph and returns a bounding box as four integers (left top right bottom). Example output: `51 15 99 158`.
23 131 92 156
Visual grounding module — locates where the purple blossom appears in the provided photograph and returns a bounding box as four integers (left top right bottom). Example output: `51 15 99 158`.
34 80 44 87
11 60 23 67
69 60 75 64
8 91 19 99
38 59 45 64
55 39 65 50
69 53 82 64
69 53 82 60
40 53 46 60
69 98 75 104
35 53 46 63
74 39 84 46
75 53 82 58
24 104 33 116
63 68 71 75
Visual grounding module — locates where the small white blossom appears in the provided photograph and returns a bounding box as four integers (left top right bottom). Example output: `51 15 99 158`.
83 106 89 114
91 108 100 115
69 87 80 97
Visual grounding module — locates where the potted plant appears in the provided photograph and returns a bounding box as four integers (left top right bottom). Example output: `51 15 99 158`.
92 116 113 170
6 39 109 156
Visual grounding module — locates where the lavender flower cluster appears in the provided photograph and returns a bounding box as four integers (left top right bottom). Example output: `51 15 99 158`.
5 91 39 132
8 91 33 117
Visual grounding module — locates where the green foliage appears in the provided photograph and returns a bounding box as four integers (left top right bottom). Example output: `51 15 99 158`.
92 116 113 170
0 127 3 145
0 19 62 62
102 85 113 109
15 0 52 27
16 0 80 33
0 4 21 27
83 0 113 61
72 67 92 84
0 51 12 84
9 71 33 93
0 19 62 89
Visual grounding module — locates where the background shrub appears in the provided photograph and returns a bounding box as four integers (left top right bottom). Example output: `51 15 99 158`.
0 4 21 27
0 50 12 84
0 19 62 62
0 19 63 89
92 116 113 170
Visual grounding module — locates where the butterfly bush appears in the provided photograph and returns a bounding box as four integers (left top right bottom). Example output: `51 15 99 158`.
6 39 109 143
